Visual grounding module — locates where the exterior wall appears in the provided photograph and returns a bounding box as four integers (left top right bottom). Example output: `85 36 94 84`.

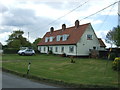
76 24 100 56
38 45 77 56
99 47 106 50
38 24 105 56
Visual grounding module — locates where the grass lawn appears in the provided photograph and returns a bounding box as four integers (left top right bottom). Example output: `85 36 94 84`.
2 54 119 87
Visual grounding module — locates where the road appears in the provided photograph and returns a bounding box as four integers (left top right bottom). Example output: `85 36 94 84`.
2 72 59 88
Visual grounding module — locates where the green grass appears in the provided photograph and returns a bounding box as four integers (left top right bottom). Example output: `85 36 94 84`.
2 54 119 87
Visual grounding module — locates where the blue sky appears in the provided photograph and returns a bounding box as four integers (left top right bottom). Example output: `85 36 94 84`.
0 0 119 47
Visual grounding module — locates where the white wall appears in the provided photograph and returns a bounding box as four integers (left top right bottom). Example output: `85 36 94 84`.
76 24 100 56
38 24 105 56
38 45 77 56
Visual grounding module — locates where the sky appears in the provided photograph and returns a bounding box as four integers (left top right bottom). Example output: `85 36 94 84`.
0 0 119 47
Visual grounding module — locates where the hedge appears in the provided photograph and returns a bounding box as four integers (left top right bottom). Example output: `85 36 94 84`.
3 48 19 54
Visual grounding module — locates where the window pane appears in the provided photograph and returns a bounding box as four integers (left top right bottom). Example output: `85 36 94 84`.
55 47 58 52
44 47 46 51
61 47 64 52
56 35 61 41
69 46 74 53
45 37 49 42
87 35 92 40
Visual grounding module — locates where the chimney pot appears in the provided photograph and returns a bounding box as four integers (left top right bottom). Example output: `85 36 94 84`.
50 27 54 34
75 20 79 28
62 24 66 31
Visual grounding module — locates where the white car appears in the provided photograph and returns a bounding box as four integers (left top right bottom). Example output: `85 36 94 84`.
18 48 35 56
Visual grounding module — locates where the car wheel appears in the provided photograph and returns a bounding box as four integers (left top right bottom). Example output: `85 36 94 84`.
21 52 25 56
31 53 34 56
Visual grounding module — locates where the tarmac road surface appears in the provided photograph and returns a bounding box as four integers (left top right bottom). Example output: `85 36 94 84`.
2 72 59 88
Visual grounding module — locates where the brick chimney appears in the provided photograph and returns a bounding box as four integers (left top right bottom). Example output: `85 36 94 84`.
62 24 66 31
50 27 54 33
75 20 79 28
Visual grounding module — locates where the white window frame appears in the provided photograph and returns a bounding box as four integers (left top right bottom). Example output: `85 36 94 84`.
69 46 74 53
62 34 69 41
55 47 58 52
87 35 92 40
56 35 61 41
44 47 46 51
61 46 64 52
45 37 49 42
49 37 54 42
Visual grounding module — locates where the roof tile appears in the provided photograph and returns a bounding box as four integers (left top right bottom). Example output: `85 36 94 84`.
38 23 90 45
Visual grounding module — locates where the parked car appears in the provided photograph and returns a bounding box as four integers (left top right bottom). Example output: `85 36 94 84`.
18 47 35 56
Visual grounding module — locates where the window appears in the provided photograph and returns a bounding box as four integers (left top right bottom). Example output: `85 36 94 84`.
45 37 49 42
87 35 92 40
49 47 53 51
39 47 41 51
69 46 74 53
55 47 58 52
62 34 69 41
44 47 46 51
61 47 64 52
56 35 61 41
49 37 54 42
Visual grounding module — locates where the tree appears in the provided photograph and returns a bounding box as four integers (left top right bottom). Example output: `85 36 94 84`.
105 26 120 47
6 30 31 49
32 38 41 50
114 26 120 46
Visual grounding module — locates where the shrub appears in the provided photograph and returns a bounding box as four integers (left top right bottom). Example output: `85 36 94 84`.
3 48 19 54
70 56 75 63
48 50 53 54
112 57 120 71
109 53 116 60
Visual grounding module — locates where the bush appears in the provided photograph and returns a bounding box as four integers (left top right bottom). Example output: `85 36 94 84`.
48 50 53 54
70 56 75 63
3 48 19 54
112 57 120 71
109 53 116 60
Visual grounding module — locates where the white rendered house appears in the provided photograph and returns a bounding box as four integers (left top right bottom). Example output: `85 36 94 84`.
37 20 106 56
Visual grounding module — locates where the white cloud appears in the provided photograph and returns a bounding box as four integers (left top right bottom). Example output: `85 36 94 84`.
0 0 118 46
0 32 11 45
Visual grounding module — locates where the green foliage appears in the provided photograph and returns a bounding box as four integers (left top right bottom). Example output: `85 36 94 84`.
32 38 41 50
109 53 116 60
106 26 120 47
48 50 53 54
3 48 19 54
112 57 120 71
6 30 31 49
114 26 120 46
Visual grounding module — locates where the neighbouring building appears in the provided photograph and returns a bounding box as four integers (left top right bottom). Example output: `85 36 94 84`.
37 20 106 56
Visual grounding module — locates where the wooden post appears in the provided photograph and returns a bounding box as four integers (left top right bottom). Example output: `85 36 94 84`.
27 62 31 75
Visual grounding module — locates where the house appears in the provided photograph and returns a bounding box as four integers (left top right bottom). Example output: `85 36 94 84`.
37 20 106 56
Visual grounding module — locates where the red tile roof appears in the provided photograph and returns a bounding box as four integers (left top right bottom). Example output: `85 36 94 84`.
98 38 106 47
38 23 90 46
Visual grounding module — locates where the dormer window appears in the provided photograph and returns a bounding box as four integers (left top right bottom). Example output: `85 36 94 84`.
49 37 54 42
62 34 69 41
56 35 61 41
45 37 49 42
87 35 92 40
